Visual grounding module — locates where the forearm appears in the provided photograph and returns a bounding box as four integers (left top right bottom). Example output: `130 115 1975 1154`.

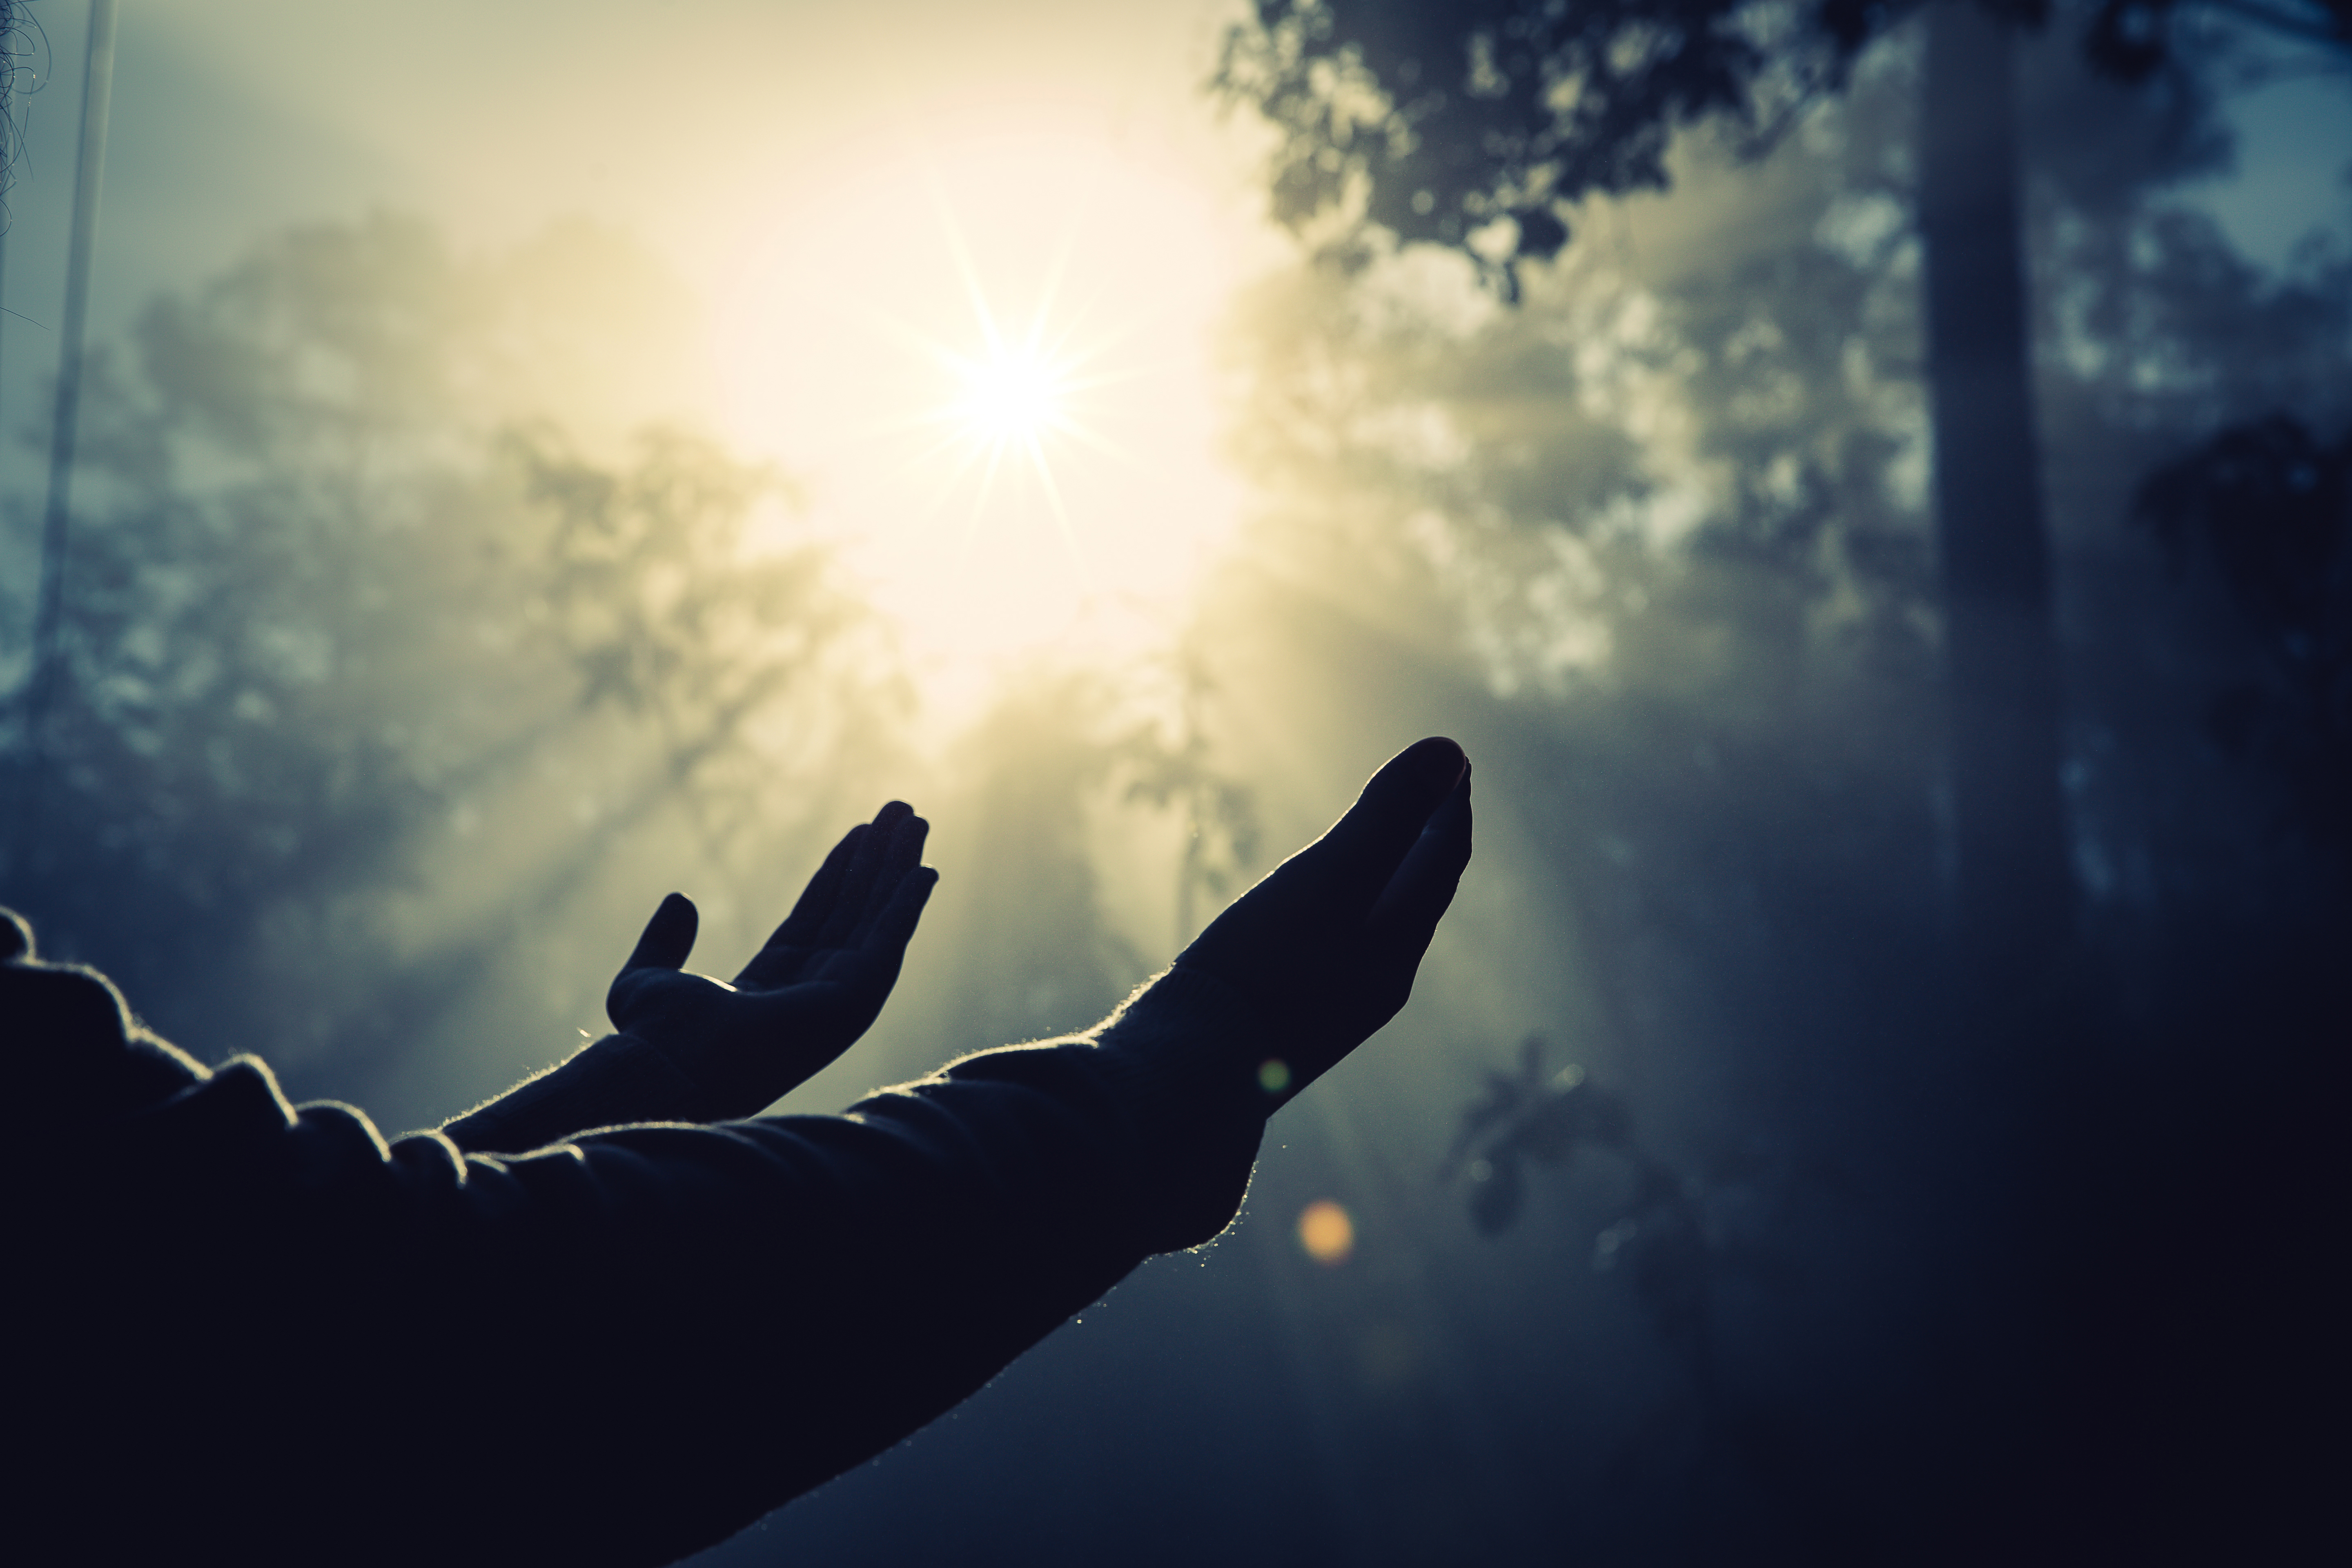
418 968 1276 1563
31 957 1281 1567
439 1031 722 1153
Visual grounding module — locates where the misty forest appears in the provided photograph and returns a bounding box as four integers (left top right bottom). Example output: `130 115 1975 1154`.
2 0 2344 1562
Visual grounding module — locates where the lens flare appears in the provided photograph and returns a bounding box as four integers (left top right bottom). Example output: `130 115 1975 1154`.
1298 1200 1355 1266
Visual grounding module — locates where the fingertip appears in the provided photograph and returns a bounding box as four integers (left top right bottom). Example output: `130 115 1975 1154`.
1433 751 1471 833
1403 736 1469 792
860 814 933 922
1371 738 1470 820
0 908 31 963
882 805 928 866
1438 780 1473 858
1329 737 1470 860
869 863 942 952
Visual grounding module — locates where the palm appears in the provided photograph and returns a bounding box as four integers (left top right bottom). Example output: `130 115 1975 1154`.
607 802 937 1118
1176 737 1472 1098
734 934 889 996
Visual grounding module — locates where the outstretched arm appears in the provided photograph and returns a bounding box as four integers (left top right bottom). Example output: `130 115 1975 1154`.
15 742 1472 1568
426 737 1475 1551
441 802 937 1153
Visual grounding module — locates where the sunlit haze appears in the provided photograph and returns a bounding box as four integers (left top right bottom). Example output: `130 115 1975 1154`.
717 129 1257 720
14 1 1283 733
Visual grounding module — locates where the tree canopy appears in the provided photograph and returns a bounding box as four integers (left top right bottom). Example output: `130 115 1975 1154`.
1218 0 2350 295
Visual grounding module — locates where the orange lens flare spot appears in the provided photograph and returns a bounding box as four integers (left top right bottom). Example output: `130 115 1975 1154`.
1297 1199 1355 1266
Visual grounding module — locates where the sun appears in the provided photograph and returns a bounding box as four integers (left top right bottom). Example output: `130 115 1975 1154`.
876 199 1138 559
713 128 1266 706
956 344 1069 447
912 291 1102 543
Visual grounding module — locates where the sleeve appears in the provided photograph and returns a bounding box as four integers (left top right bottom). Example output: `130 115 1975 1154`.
19 953 1278 1568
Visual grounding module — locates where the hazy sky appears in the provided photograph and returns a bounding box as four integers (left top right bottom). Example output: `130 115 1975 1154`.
9 1 1265 306
7 0 2343 406
2 0 2343 700
3 0 1290 702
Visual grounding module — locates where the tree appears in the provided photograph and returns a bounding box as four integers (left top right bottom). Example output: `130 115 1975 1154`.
0 214 878 1114
1216 10 2350 1550
1217 0 2351 998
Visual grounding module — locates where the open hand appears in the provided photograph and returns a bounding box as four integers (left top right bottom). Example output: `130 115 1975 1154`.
1175 737 1472 1100
605 802 939 1119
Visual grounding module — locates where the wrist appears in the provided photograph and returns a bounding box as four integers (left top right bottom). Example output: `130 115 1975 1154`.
1075 966 1281 1251
1087 964 1289 1138
441 1031 720 1154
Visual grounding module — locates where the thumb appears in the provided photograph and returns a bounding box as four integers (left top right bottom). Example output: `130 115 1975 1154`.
621 892 699 975
609 893 699 1031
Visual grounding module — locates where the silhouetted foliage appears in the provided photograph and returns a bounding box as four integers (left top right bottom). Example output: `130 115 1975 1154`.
1212 18 2348 1554
1445 1035 1633 1235
0 2 24 194
1217 0 2343 297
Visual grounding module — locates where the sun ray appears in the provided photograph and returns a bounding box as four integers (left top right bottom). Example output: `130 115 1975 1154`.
1025 223 1079 360
964 437 1011 552
927 168 1010 361
1022 430 1078 555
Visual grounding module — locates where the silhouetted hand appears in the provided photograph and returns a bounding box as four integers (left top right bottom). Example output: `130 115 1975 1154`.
1175 737 1472 1100
606 801 939 1119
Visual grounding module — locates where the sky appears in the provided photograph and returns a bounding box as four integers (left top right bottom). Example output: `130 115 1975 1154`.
7 0 1270 303
0 0 1289 717
0 0 2344 708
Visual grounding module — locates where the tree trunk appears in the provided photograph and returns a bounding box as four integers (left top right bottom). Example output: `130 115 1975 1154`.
1918 13 2096 1539
1920 0 2075 992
